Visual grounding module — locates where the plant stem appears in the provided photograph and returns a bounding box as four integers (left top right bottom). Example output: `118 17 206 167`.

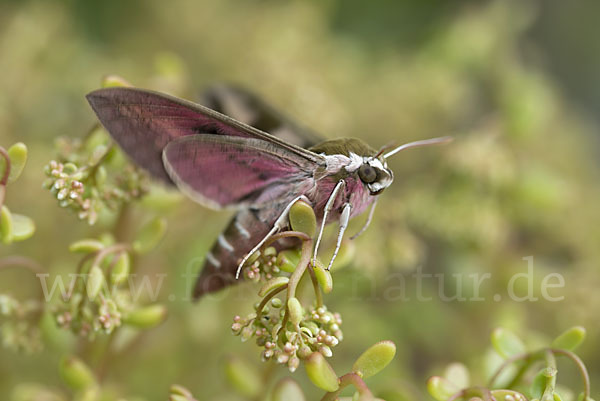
307 263 323 308
277 238 312 341
0 146 11 187
286 238 313 299
0 256 47 306
0 185 5 212
487 351 535 388
320 372 374 401
255 284 288 322
550 348 591 399
487 347 591 400
262 230 311 249
0 146 10 211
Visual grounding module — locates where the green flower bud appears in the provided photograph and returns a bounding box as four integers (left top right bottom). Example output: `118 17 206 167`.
101 74 132 88
59 356 96 391
426 376 459 401
69 239 105 253
443 362 469 389
298 344 312 359
304 352 339 392
110 252 130 285
289 200 316 237
170 396 190 401
264 246 277 257
491 328 525 358
259 277 289 297
86 265 104 300
123 304 167 329
490 390 528 401
5 142 28 184
287 297 304 326
94 165 107 187
277 249 301 273
133 217 167 253
551 326 586 351
270 298 283 308
319 345 333 358
352 340 396 378
170 384 194 397
271 378 306 401
10 213 35 242
313 261 333 293
0 205 13 244
224 356 262 398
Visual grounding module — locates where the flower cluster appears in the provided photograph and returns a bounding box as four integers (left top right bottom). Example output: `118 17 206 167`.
43 130 149 225
0 294 42 353
54 289 126 338
232 300 343 372
53 231 167 339
241 246 304 283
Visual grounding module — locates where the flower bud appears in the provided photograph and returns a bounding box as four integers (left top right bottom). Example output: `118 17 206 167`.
0 206 13 244
551 326 586 351
287 297 304 326
101 74 132 88
277 249 301 273
271 378 305 401
69 239 105 253
491 328 525 359
224 356 262 398
59 356 96 391
123 304 167 329
289 200 316 237
110 252 130 285
313 261 333 293
427 376 458 401
304 352 339 392
133 217 167 254
5 142 28 184
352 340 396 378
86 265 104 300
259 277 289 297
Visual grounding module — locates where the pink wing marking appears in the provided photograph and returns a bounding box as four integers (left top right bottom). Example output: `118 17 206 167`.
86 87 322 184
162 135 317 209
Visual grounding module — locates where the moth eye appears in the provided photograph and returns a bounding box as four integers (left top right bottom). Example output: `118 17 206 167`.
358 164 377 184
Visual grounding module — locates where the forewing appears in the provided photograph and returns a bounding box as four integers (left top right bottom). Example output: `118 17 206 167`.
86 87 322 185
200 84 326 149
163 135 318 209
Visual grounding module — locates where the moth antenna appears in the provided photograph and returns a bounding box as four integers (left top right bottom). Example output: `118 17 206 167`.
374 142 398 158
383 136 453 159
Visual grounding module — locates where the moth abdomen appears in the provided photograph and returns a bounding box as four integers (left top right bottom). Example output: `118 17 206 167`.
193 208 274 299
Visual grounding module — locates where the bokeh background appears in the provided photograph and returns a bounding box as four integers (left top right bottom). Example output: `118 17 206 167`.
1 0 599 400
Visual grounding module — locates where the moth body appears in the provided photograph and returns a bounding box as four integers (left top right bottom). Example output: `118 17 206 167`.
86 85 449 299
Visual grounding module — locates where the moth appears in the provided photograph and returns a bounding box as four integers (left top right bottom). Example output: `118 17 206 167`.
86 84 450 299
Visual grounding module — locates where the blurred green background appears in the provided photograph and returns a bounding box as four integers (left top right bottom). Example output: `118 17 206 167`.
1 0 600 400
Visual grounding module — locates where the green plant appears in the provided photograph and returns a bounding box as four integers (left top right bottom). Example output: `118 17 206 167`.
428 327 594 401
0 142 35 243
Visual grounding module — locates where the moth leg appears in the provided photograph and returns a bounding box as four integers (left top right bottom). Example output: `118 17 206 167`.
313 179 345 266
350 198 378 240
327 202 352 271
235 195 310 279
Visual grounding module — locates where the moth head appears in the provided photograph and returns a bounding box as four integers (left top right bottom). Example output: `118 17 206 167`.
357 157 394 196
357 136 454 195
